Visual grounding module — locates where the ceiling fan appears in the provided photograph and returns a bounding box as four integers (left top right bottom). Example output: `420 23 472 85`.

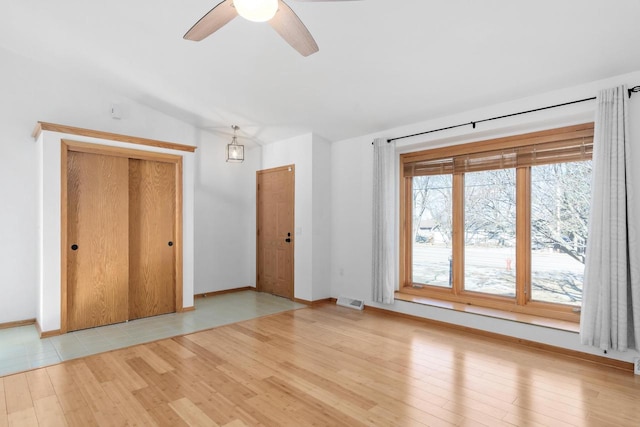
184 0 356 57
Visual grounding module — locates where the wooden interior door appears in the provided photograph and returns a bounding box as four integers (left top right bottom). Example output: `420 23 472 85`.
257 165 295 299
128 159 176 320
67 151 130 331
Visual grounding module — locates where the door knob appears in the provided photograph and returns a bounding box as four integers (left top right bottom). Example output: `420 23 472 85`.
71 244 78 251
168 241 174 247
285 238 291 243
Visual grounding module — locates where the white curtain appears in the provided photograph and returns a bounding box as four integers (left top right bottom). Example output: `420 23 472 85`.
372 138 396 304
580 85 640 351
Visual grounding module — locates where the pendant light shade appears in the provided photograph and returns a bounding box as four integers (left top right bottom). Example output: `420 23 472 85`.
226 125 244 163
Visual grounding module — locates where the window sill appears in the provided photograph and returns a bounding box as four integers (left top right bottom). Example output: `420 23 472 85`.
394 291 579 333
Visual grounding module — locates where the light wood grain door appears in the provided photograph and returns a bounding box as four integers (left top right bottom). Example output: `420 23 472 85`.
257 165 294 299
67 151 130 331
128 159 176 320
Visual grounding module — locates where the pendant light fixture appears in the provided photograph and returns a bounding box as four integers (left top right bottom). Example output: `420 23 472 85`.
226 125 244 163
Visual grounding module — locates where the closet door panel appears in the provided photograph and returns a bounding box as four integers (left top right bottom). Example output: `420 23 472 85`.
129 159 176 320
67 151 129 331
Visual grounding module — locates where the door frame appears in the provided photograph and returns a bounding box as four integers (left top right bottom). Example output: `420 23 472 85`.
60 139 184 333
256 164 295 299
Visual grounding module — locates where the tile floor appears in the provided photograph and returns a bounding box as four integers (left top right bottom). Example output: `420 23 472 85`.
0 291 305 377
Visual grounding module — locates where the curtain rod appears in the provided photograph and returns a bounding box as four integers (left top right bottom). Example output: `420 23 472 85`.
384 85 640 144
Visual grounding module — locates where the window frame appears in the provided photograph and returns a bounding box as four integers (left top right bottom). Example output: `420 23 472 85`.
399 123 594 322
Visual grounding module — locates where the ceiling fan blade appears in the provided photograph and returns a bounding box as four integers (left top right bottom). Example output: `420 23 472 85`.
184 0 238 41
269 0 319 57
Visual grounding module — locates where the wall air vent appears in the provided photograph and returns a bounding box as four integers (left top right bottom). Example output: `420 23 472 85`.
336 296 364 310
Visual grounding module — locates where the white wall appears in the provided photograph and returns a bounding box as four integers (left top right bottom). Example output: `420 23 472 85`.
0 47 250 326
194 130 260 293
0 47 187 324
259 133 334 302
262 134 314 301
331 137 373 303
37 130 196 333
312 134 332 300
331 70 640 363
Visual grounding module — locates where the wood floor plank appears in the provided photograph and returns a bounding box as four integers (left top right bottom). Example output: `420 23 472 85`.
53 389 90 416
442 400 514 427
101 380 156 426
41 365 97 427
222 421 249 427
126 357 184 403
143 402 189 427
278 361 377 410
503 406 576 427
7 408 38 427
81 354 118 384
45 364 78 397
97 351 147 391
0 378 7 427
262 375 366 427
132 345 175 374
33 395 68 427
169 397 219 427
25 370 55 402
267 365 423 426
3 374 33 415
65 361 127 426
132 385 173 414
156 338 197 360
170 336 226 366
2 303 640 426
176 379 261 427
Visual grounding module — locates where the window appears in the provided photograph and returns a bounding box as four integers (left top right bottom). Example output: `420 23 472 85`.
464 169 516 297
530 161 591 305
412 174 452 287
400 124 594 321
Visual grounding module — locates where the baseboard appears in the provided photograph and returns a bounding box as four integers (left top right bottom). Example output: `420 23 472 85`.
181 306 195 312
35 321 61 339
194 286 255 299
294 297 333 306
361 304 634 373
0 318 35 330
195 288 331 307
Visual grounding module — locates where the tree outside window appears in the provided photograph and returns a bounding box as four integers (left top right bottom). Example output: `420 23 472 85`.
402 123 594 321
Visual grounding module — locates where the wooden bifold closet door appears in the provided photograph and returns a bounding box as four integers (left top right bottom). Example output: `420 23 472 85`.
64 143 179 332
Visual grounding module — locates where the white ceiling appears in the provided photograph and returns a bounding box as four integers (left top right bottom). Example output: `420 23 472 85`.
2 0 640 144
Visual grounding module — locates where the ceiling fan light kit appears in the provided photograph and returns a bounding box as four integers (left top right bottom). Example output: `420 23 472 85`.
184 0 357 57
234 0 278 22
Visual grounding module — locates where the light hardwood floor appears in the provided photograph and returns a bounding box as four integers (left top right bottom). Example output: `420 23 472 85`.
1 304 639 426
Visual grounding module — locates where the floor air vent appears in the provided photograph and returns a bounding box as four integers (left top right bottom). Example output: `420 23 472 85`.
336 297 364 310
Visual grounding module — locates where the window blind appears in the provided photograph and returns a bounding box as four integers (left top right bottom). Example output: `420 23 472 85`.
402 124 594 177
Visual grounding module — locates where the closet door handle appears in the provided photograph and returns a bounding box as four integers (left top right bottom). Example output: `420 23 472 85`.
168 241 174 247
71 244 78 251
